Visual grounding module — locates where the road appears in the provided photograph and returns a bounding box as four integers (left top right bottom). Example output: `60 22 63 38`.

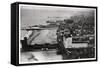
20 49 63 63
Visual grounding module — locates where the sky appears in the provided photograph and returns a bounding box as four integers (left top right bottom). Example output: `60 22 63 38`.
20 4 95 28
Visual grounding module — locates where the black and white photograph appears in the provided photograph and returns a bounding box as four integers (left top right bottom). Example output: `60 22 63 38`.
17 3 97 64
